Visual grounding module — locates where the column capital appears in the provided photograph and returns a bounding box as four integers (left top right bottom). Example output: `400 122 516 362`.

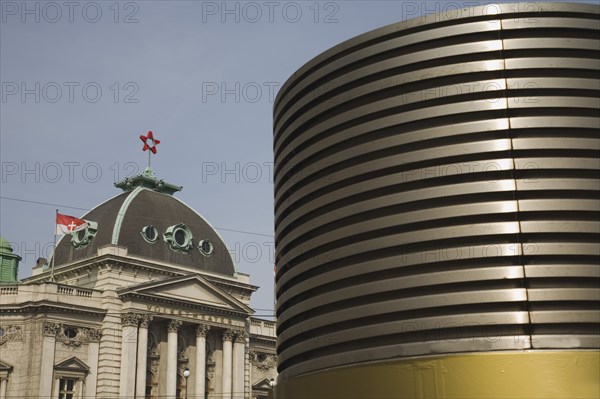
196 324 210 338
222 328 235 342
139 314 153 328
167 320 182 333
121 312 140 327
233 330 247 343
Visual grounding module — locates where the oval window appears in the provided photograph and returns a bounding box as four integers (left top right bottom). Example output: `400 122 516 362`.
164 223 193 252
199 240 214 256
174 229 187 246
64 327 77 339
141 225 158 243
71 221 98 248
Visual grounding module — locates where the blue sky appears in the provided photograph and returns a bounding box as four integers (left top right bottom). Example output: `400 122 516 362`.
1 0 595 316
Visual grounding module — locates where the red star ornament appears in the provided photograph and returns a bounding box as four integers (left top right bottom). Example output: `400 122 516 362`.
140 131 160 154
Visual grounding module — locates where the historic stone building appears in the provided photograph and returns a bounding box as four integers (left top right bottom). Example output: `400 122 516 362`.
0 168 276 399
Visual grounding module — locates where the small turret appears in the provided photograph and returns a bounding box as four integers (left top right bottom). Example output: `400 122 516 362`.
0 237 21 284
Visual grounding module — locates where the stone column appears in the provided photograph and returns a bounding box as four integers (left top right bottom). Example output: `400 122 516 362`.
85 328 102 398
232 331 246 399
136 315 153 399
166 320 182 399
195 324 210 399
78 377 85 398
52 377 61 399
222 329 234 399
0 378 8 399
40 322 61 399
119 313 139 399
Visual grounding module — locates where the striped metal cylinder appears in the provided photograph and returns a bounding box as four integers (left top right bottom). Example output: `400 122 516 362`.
273 2 600 381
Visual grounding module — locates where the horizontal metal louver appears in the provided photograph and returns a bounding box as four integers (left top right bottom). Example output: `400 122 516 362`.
273 2 600 380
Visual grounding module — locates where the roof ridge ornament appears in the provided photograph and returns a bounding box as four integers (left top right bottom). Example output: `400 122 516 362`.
113 131 182 195
114 171 182 195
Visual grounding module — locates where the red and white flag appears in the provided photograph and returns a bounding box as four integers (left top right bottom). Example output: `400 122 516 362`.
56 213 88 235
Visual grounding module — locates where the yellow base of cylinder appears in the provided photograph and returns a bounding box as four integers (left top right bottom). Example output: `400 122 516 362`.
273 350 600 399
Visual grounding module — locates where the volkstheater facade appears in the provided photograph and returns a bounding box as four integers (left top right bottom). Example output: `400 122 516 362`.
273 2 599 398
0 170 276 398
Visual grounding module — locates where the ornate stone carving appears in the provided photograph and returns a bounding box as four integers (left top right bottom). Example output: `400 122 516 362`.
43 324 102 347
7 325 22 340
0 325 22 345
206 363 216 391
60 338 81 347
85 328 102 342
177 334 188 360
148 331 159 356
122 312 140 327
195 324 210 338
43 322 63 337
167 320 182 333
207 349 215 364
249 350 257 362
149 357 160 376
139 314 153 328
222 329 235 342
58 326 82 348
250 351 277 371
206 343 216 391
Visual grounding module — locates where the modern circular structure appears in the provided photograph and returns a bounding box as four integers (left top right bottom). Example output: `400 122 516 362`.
273 2 599 398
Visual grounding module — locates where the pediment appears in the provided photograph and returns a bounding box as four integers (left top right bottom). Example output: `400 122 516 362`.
253 377 274 390
118 275 253 314
54 356 90 372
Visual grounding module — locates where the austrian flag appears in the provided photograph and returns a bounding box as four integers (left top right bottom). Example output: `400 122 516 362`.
56 213 88 235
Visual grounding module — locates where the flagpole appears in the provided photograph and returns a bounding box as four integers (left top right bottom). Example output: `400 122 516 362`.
50 209 58 282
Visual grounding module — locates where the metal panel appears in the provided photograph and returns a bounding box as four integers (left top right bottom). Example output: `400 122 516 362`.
274 2 600 380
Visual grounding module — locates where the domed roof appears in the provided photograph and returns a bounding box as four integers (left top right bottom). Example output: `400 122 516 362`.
53 170 235 276
0 237 14 253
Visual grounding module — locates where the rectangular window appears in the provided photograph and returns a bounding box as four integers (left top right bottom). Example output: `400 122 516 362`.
58 378 75 399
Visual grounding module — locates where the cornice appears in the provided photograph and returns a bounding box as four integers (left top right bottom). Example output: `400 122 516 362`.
120 292 251 318
250 335 277 345
0 301 106 316
203 274 259 292
23 252 259 292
